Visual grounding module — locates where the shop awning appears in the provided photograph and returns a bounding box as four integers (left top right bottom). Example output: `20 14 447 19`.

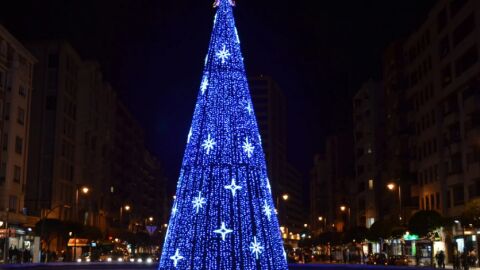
67 238 89 247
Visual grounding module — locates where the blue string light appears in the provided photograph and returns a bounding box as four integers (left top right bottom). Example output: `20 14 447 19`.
158 0 288 269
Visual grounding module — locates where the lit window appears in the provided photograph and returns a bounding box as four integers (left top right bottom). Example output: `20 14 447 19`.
368 179 374 190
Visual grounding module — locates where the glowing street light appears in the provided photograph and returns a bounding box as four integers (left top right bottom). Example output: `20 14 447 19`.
81 186 90 194
282 194 289 201
387 183 395 190
124 205 131 211
340 205 347 212
148 217 154 222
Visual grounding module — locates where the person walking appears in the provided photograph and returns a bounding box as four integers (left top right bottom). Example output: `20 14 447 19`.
436 250 445 269
462 252 470 270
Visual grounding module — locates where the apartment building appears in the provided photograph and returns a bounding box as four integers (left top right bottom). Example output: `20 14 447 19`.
0 24 36 255
404 0 480 217
353 80 384 228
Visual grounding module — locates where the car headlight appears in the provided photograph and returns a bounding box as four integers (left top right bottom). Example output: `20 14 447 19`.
107 257 112 262
77 258 82 263
118 258 123 262
137 258 143 263
130 258 135 262
86 258 91 262
147 258 153 263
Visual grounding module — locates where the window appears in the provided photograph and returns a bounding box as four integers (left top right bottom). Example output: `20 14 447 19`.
15 136 23 154
2 134 7 151
455 45 478 77
430 194 435 210
436 192 440 209
437 8 447 33
19 86 26 97
46 96 56 110
439 35 450 59
453 184 465 206
8 195 17 212
368 179 374 190
0 162 5 183
425 196 430 210
0 71 4 88
446 190 452 208
17 107 24 125
47 70 58 90
48 54 59 68
358 181 365 192
453 14 475 47
5 102 10 120
441 64 453 88
13 165 20 183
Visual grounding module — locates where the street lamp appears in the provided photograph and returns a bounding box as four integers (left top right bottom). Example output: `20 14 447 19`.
318 216 327 231
340 205 351 231
75 186 90 224
386 182 402 221
148 217 154 222
120 205 132 227
276 193 290 231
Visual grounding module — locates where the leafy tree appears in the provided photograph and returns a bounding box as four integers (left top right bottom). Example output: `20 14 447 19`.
344 226 368 243
315 231 342 245
408 210 444 238
367 219 394 241
462 198 480 227
34 219 66 253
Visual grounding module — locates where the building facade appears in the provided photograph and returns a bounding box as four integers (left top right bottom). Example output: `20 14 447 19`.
352 80 385 228
403 0 480 218
310 134 355 233
0 25 37 254
249 75 305 232
26 41 82 221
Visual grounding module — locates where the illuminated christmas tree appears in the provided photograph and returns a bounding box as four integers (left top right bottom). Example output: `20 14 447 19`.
158 0 288 269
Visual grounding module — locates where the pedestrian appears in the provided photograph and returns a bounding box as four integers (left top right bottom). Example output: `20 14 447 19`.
453 249 460 270
462 252 470 270
436 250 445 269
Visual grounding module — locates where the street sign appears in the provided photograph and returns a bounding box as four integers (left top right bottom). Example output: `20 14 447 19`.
146 225 157 235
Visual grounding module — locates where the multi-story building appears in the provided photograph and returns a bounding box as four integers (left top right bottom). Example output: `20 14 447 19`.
382 41 417 223
352 80 385 228
109 101 146 228
249 75 305 231
0 24 36 252
310 134 355 233
76 61 117 232
309 154 327 235
26 41 82 221
403 0 480 218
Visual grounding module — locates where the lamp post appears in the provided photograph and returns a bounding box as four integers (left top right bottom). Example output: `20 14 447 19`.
340 205 351 231
75 186 90 224
276 193 289 229
387 182 402 221
318 216 327 232
120 205 131 228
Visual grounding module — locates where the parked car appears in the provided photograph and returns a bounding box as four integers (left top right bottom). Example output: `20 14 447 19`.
366 253 388 265
99 250 128 262
388 255 409 266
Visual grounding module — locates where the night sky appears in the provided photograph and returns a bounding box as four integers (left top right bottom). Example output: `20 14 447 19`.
0 0 436 187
